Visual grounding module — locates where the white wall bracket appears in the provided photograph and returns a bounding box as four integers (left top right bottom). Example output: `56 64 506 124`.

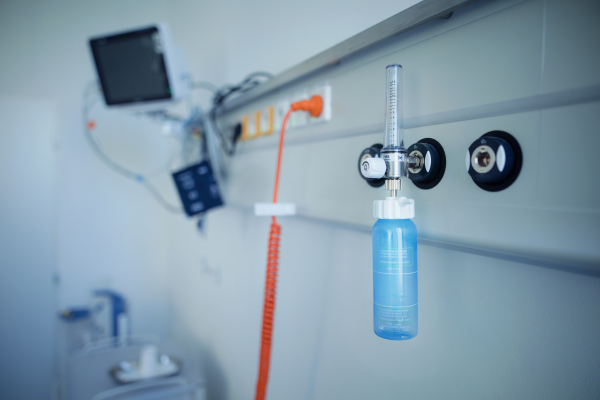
254 203 296 217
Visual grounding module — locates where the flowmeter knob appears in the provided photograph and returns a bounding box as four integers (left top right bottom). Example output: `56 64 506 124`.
361 157 387 179
358 144 385 187
466 130 522 192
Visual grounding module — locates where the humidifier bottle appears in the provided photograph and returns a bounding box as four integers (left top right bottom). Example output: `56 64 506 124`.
372 197 418 340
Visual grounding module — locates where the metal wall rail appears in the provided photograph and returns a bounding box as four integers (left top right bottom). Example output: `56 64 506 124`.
228 204 600 275
237 84 600 152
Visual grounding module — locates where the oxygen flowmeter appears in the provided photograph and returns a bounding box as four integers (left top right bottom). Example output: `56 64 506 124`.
360 65 446 190
361 65 411 192
363 65 421 340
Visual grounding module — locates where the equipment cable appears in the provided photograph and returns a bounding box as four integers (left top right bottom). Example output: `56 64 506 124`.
208 72 274 156
82 71 274 213
82 81 182 214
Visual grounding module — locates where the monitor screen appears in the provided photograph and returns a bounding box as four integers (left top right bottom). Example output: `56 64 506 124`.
90 27 173 105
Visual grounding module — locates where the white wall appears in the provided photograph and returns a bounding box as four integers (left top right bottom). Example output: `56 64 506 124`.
168 209 600 399
166 1 600 400
0 0 421 398
164 1 425 398
0 0 178 334
0 98 57 400
0 1 178 398
10 1 595 400
170 0 422 87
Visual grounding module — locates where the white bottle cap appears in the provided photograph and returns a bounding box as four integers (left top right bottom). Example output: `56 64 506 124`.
361 157 386 179
373 196 415 219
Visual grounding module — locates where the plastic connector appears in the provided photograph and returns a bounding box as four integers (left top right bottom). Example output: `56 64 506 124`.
291 95 323 117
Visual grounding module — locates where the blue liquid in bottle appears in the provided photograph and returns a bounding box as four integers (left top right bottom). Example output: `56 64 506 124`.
373 218 418 340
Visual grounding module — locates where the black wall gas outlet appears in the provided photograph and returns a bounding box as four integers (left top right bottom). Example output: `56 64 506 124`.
407 138 446 190
466 130 522 192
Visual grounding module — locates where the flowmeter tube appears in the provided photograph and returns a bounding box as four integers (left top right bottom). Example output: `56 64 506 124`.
360 64 428 195
380 64 409 195
383 64 404 151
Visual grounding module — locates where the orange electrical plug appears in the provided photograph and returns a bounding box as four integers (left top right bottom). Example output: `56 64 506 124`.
291 95 323 117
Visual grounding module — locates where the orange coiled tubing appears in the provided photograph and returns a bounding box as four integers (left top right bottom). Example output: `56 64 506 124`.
255 97 321 400
254 108 291 400
255 217 280 400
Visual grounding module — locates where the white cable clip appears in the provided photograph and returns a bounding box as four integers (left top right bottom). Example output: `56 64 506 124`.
254 203 296 217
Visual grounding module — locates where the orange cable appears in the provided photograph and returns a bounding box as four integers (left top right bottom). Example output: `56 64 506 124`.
255 96 322 400
254 108 291 400
271 109 293 204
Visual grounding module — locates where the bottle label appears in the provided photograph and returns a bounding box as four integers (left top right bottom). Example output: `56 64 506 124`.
373 236 418 337
373 244 418 312
375 305 415 325
374 247 415 274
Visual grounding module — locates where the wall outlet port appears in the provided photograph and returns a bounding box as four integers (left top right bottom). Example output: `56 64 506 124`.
274 98 291 132
241 112 258 140
290 89 310 129
259 106 274 136
309 82 332 124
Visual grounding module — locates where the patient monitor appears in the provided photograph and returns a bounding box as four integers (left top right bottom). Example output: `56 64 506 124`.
89 23 188 111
